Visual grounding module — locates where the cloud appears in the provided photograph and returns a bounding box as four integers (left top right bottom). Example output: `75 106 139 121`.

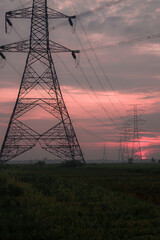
0 0 160 161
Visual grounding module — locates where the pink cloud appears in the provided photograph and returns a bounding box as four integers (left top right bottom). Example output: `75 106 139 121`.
1 85 160 123
1 84 160 160
136 43 160 56
0 87 18 103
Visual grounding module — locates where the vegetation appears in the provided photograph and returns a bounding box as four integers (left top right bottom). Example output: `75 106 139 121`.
60 159 84 167
0 163 160 240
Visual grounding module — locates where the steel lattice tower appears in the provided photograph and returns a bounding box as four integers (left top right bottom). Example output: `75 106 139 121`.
131 104 142 161
118 126 130 162
102 144 107 162
118 104 144 162
0 0 85 164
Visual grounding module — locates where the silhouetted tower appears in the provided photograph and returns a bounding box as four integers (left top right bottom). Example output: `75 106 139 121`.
131 105 143 161
118 124 130 162
102 144 107 162
118 135 123 161
0 0 85 164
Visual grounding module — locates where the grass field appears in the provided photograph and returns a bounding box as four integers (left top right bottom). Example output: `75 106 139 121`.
0 163 160 240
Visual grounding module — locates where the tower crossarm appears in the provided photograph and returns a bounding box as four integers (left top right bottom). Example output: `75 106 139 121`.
0 40 79 57
0 40 30 53
49 40 79 54
5 7 76 33
6 7 33 19
47 7 73 19
6 7 70 20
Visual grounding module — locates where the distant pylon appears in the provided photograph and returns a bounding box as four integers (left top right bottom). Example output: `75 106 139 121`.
0 0 85 164
131 104 143 161
118 124 130 162
119 105 144 162
102 144 107 162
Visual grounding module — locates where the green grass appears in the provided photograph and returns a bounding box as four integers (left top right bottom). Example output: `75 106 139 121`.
0 163 160 240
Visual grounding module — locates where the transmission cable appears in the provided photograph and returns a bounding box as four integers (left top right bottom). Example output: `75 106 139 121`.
65 89 110 128
6 58 22 76
12 26 25 41
83 33 160 52
50 0 127 32
55 32 119 128
69 0 127 120
78 63 120 128
63 11 121 128
73 120 107 141
56 54 112 128
10 0 31 7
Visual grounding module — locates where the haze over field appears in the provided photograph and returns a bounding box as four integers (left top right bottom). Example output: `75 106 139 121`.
0 0 160 161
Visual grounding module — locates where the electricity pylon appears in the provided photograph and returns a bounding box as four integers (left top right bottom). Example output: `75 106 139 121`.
102 144 107 162
119 104 144 162
118 124 130 162
131 104 143 161
0 0 85 164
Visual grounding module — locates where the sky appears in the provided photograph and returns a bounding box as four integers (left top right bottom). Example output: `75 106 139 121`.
0 0 160 162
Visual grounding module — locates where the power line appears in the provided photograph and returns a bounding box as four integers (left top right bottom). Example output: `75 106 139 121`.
83 33 160 52
56 54 116 128
73 121 107 141
50 0 127 32
6 58 22 76
78 0 126 18
12 26 24 41
10 0 31 7
68 30 120 127
78 64 119 128
69 0 127 120
53 29 120 127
